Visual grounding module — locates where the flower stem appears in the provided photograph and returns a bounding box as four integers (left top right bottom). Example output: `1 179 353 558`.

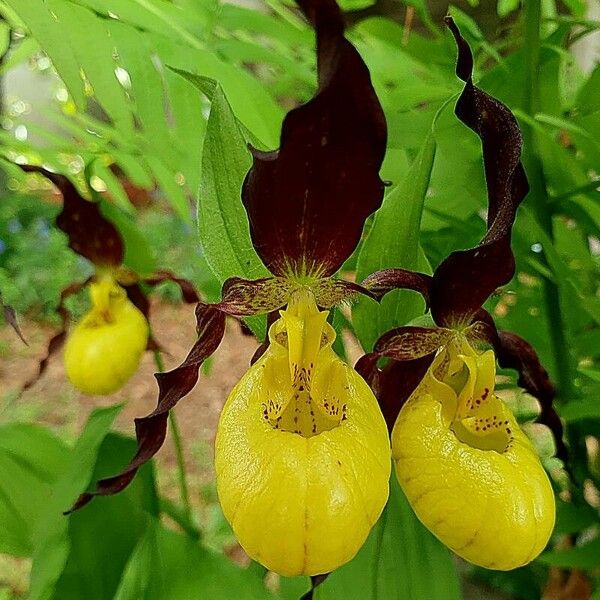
521 0 576 401
521 0 588 494
153 349 198 538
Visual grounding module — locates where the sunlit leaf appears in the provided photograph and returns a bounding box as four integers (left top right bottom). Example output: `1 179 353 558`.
353 134 435 351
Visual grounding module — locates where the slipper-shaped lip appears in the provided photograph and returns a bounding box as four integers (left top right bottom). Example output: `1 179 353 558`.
64 279 149 395
392 343 555 571
215 298 390 576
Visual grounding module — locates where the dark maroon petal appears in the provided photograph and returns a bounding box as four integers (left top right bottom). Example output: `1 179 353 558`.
122 283 164 352
123 283 150 319
493 329 567 463
217 276 293 316
466 308 500 346
0 293 27 345
143 271 200 304
431 237 515 327
241 0 386 277
359 268 432 305
124 274 199 351
23 331 67 392
20 165 124 267
311 278 376 308
355 352 380 388
356 352 434 431
431 20 529 327
67 303 226 512
374 326 452 361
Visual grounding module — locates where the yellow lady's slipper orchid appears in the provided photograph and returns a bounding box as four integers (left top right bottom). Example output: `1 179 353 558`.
215 289 390 576
64 276 149 395
392 337 555 570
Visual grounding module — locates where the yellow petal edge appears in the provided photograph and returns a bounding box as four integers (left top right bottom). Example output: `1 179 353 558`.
215 289 391 576
392 336 555 570
64 276 149 395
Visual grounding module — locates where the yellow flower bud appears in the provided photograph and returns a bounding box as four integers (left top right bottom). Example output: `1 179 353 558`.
215 289 390 576
64 277 149 395
392 337 555 570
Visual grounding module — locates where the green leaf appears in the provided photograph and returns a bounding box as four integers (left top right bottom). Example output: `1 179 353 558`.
162 46 283 149
48 0 134 136
538 538 600 569
0 424 70 557
197 81 270 282
0 36 40 75
114 521 273 600
28 405 123 600
192 76 270 335
4 0 86 107
146 154 192 224
497 0 520 17
53 434 158 600
554 499 598 535
108 19 174 161
579 367 600 383
353 133 435 351
519 207 600 329
0 19 10 56
559 398 600 422
316 475 460 600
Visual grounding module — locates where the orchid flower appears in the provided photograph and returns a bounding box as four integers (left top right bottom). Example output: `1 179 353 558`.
20 165 199 395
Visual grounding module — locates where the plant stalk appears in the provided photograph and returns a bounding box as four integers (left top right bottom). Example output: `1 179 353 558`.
521 0 588 496
521 0 576 402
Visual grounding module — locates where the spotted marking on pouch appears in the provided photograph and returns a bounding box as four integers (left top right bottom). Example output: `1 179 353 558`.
262 362 347 437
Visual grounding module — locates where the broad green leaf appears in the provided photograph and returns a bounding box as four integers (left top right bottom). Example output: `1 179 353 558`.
196 80 268 282
170 72 270 336
566 195 600 237
579 368 600 383
538 538 600 569
108 20 174 164
219 4 311 47
519 208 600 329
337 0 375 10
0 424 69 557
4 0 86 107
279 576 311 600
353 134 435 351
559 399 600 422
0 36 40 75
114 521 273 600
145 154 192 224
316 476 460 600
163 66 206 194
554 499 598 535
72 0 209 40
48 0 134 136
0 19 10 56
28 405 123 600
161 44 283 148
497 0 520 17
53 434 158 600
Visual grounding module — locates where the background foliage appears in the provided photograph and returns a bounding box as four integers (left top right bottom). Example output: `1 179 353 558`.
0 0 598 598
